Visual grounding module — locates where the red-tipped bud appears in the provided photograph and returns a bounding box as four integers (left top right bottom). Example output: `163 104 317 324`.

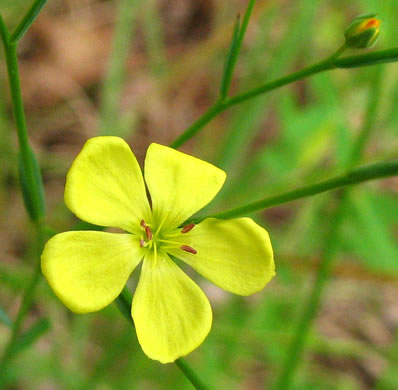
344 14 381 49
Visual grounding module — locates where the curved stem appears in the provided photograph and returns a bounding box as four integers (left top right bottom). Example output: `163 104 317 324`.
170 102 226 149
192 160 398 222
170 46 398 149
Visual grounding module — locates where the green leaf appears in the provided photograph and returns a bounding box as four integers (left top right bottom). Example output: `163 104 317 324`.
11 318 51 357
18 146 45 221
0 307 12 327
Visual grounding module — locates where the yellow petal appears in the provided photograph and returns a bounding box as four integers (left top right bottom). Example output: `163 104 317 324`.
144 143 226 230
65 137 150 233
41 231 143 313
132 253 212 363
170 218 275 295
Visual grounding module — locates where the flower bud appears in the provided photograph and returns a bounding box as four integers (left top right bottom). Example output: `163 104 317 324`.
344 14 381 49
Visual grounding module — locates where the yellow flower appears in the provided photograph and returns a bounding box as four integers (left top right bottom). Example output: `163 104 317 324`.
41 137 275 363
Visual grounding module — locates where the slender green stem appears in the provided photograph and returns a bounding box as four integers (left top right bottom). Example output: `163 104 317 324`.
192 159 398 222
236 0 256 51
219 0 256 100
225 59 333 107
10 0 47 43
219 14 240 100
325 43 347 62
0 2 48 377
0 15 10 43
170 46 398 149
175 359 212 390
273 67 384 390
169 102 225 148
115 290 213 390
1 27 45 221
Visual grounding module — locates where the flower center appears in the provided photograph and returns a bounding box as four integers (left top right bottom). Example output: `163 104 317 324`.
139 219 197 256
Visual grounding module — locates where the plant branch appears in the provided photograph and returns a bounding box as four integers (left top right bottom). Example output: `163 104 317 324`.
170 46 398 149
192 159 398 222
10 0 47 43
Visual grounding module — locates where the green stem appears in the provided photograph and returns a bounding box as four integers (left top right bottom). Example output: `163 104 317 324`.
115 290 213 390
169 102 225 148
325 43 347 62
170 46 398 149
193 159 398 222
1 25 45 221
0 3 47 377
175 359 211 390
219 0 256 100
10 0 47 43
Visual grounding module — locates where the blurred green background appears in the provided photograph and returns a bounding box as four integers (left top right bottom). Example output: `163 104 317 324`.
1 0 398 389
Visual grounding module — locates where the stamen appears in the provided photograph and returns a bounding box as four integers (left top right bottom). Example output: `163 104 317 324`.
181 245 197 255
140 239 145 248
140 219 153 240
145 225 153 240
181 223 195 233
